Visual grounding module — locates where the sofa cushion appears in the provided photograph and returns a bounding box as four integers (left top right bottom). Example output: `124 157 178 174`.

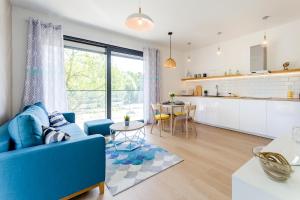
49 111 69 127
57 123 86 139
42 126 70 144
22 105 50 127
8 105 49 149
0 121 11 153
23 102 48 115
9 115 43 149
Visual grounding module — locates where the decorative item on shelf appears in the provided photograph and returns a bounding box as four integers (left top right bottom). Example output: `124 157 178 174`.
236 70 240 75
169 92 176 103
197 74 201 78
224 71 227 76
204 90 208 96
186 71 192 77
125 0 154 32
253 146 293 182
164 32 176 68
194 74 197 78
287 84 294 99
203 73 207 77
194 85 202 96
283 62 290 71
124 115 130 126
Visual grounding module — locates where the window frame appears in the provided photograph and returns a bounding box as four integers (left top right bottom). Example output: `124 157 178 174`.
63 35 143 119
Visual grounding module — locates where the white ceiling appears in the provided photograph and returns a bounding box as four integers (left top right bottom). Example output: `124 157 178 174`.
11 0 300 50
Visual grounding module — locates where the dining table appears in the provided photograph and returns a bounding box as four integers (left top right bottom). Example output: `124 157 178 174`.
161 103 185 135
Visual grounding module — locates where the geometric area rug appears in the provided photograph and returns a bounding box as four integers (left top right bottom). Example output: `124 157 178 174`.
105 141 183 196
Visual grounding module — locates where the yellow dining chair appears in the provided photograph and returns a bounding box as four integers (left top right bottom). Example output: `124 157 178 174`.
173 104 197 138
150 104 170 137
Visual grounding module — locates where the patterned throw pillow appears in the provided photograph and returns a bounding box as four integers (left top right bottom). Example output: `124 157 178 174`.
48 111 69 127
42 126 70 144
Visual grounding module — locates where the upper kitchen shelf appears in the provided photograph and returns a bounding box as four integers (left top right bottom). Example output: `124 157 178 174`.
181 68 300 82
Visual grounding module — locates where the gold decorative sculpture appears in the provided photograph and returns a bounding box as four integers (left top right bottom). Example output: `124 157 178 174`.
283 62 290 70
253 146 293 182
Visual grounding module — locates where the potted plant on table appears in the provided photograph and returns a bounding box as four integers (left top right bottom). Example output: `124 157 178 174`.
169 92 176 103
124 115 130 126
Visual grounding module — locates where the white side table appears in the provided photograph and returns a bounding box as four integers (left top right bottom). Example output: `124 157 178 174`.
109 121 145 151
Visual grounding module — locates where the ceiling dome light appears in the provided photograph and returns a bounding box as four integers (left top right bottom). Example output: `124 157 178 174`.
164 32 176 68
125 6 154 32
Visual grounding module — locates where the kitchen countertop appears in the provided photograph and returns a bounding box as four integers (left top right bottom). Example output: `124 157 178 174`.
232 134 300 200
176 95 300 102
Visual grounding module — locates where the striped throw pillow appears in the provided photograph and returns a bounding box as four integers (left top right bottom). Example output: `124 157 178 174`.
49 111 69 127
42 126 70 144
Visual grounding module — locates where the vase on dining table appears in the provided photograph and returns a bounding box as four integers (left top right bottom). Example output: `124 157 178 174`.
169 92 175 104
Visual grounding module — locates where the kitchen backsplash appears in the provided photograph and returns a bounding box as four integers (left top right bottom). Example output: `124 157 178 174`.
181 74 300 98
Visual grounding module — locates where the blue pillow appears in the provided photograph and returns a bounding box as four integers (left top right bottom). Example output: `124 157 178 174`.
0 121 11 153
8 115 43 149
23 102 48 115
8 105 49 149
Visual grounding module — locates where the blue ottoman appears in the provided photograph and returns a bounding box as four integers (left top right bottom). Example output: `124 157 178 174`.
84 119 114 136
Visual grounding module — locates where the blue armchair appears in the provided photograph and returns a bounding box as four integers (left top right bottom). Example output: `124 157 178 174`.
0 105 106 200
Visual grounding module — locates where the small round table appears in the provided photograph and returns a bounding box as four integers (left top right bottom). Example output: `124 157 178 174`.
109 121 145 151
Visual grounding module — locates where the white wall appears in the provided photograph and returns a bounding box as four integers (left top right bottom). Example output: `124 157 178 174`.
182 19 300 98
12 6 184 114
0 0 12 124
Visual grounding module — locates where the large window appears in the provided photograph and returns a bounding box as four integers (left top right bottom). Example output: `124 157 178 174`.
64 37 143 126
111 52 143 122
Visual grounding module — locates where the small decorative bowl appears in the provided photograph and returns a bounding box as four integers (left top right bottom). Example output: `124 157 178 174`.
253 146 293 182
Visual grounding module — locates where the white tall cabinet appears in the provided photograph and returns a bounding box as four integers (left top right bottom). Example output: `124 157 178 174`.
177 96 300 138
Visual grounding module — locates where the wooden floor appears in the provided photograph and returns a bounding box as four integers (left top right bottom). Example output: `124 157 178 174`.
75 123 271 200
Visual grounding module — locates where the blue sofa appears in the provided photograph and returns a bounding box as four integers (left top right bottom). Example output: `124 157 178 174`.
0 103 106 200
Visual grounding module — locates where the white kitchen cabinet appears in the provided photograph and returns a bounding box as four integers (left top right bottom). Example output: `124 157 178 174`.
176 96 300 139
239 100 267 135
199 97 219 125
266 101 300 138
218 98 240 130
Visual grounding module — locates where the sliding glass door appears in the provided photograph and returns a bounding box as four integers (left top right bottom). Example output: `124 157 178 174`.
64 42 106 126
64 38 143 125
111 52 143 122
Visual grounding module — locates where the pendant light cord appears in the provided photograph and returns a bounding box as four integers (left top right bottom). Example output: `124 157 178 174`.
168 32 172 58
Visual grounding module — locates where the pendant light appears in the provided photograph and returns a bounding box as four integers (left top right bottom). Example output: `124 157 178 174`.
164 32 176 68
216 32 222 56
262 16 270 46
187 42 192 62
125 1 154 32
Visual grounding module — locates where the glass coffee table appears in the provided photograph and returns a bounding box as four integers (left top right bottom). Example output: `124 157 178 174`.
109 121 145 151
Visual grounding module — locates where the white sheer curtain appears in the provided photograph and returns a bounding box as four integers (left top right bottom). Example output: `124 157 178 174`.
143 48 160 124
23 18 67 112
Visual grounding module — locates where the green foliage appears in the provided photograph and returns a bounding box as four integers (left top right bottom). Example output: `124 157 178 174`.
124 115 130 121
64 47 143 113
